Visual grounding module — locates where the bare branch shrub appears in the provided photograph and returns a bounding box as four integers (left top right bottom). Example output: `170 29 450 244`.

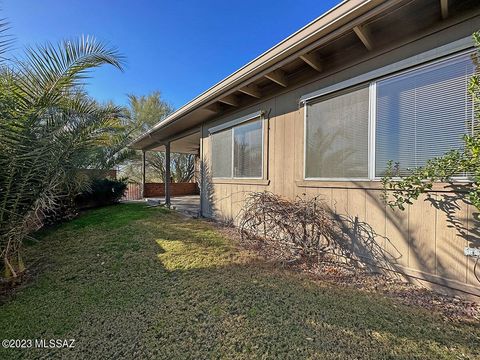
239 192 335 262
238 191 394 270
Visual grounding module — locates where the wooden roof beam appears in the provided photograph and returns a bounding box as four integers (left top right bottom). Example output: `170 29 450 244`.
440 0 449 19
300 52 322 72
353 25 373 51
205 102 222 113
218 94 239 107
264 69 288 87
239 84 262 99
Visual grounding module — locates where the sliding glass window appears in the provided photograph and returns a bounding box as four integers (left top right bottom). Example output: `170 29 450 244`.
375 53 476 177
211 128 233 178
233 120 263 178
304 51 476 181
211 118 263 179
305 86 369 179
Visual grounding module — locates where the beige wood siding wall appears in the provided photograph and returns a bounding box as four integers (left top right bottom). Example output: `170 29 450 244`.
199 20 480 297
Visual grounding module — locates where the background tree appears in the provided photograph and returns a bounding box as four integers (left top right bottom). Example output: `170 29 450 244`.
120 92 196 183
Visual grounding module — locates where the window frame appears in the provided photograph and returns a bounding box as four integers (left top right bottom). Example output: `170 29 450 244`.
303 84 373 182
211 115 265 180
210 128 233 179
303 49 476 182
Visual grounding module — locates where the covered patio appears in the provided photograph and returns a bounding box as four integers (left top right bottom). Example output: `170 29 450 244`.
131 127 202 212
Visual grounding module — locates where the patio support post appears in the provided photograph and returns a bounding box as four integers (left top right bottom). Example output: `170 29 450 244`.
165 141 171 207
141 150 146 199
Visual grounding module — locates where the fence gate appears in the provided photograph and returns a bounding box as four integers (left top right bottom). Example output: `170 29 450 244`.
122 182 142 201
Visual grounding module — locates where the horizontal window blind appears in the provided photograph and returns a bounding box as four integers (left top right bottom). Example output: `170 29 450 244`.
211 129 232 178
375 53 476 177
233 120 263 178
305 86 369 179
211 118 263 179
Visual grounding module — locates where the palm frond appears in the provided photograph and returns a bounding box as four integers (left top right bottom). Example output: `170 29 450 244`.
14 35 124 112
0 18 14 63
0 36 125 278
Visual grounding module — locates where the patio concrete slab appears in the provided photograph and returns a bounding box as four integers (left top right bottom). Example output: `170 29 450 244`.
145 195 200 217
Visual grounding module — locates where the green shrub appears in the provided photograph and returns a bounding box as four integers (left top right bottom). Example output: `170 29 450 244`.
76 178 128 209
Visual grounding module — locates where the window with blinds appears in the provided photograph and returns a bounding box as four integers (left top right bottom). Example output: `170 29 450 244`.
305 86 370 179
211 118 263 178
211 128 232 178
233 120 263 178
375 53 476 177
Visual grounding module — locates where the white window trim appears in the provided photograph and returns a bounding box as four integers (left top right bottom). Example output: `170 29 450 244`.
368 82 376 181
212 115 264 180
303 49 476 182
208 110 264 134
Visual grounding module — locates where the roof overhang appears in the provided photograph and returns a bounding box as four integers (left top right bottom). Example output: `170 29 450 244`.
129 0 480 151
143 126 201 153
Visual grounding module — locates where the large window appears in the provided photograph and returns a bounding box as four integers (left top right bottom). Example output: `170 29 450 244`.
233 120 263 178
304 51 476 180
375 53 476 177
305 86 369 179
211 128 232 178
211 118 263 178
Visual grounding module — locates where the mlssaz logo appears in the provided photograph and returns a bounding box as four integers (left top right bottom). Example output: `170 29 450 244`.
34 339 75 348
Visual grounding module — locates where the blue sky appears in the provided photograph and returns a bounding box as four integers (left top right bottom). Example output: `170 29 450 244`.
3 0 341 109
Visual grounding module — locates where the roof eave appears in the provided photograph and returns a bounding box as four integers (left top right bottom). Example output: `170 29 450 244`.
129 0 383 149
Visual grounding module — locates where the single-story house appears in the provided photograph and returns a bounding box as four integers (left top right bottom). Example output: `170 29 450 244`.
130 0 480 297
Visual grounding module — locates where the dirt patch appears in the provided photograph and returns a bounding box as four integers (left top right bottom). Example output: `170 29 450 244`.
216 223 480 324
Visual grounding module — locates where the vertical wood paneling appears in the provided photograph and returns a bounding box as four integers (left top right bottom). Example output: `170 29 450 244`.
211 182 219 217
435 193 468 283
385 205 409 268
348 189 367 259
408 194 436 274
311 188 333 209
331 189 350 255
347 189 366 220
230 184 240 224
268 102 275 195
294 107 304 190
221 185 227 218
225 184 232 221
331 188 348 216
301 186 317 202
365 190 386 237
283 111 295 200
467 203 480 286
273 113 285 196
216 184 223 218
365 190 387 257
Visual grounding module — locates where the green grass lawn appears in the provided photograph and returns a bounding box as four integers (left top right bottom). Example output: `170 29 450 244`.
1 203 479 359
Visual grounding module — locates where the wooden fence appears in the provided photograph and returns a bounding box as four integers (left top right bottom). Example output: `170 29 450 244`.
122 183 142 201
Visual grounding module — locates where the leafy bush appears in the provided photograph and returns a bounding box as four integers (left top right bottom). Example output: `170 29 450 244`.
75 178 127 209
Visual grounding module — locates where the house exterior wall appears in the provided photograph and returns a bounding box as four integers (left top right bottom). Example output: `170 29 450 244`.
199 18 480 297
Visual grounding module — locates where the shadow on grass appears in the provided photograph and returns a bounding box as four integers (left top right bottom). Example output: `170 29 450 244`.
0 203 479 359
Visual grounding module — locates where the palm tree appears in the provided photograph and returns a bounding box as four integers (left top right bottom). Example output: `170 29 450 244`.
0 33 124 279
